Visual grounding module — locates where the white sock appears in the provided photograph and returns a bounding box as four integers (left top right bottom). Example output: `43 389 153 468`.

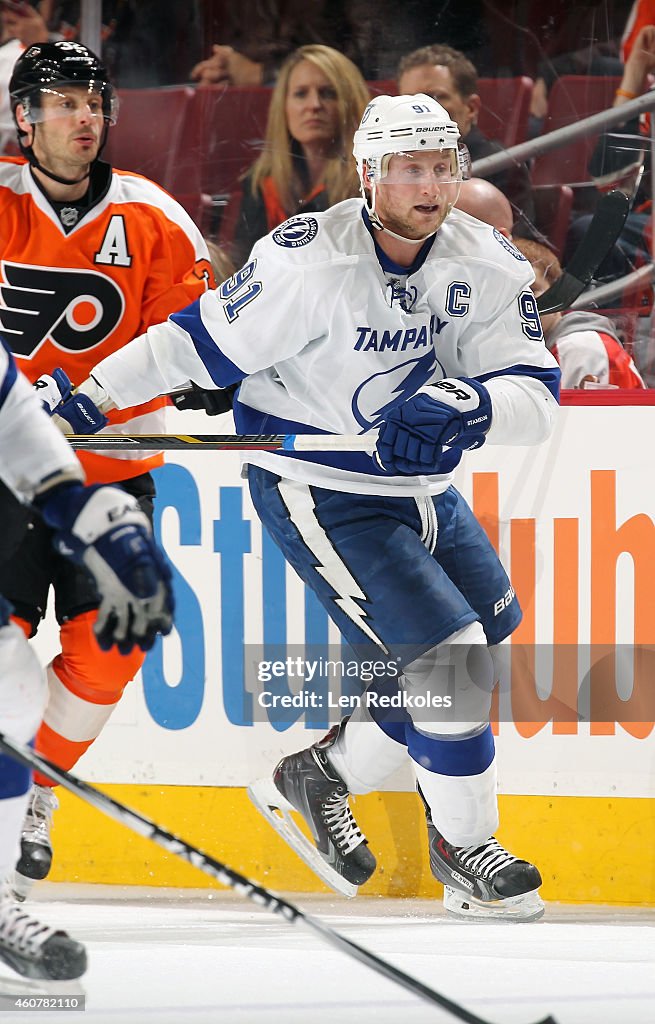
414 757 499 848
327 705 407 793
0 791 32 884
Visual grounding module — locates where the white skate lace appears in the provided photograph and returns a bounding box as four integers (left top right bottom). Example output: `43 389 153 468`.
321 792 366 855
454 838 519 880
0 892 55 955
23 787 58 847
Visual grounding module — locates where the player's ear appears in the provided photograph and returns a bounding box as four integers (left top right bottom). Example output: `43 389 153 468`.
465 93 481 129
15 104 34 145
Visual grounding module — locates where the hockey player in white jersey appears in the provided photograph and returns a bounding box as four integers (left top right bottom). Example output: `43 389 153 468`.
64 94 560 920
0 340 173 979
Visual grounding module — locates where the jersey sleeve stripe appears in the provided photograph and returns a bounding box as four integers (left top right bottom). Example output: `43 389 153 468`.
170 300 246 387
477 363 561 400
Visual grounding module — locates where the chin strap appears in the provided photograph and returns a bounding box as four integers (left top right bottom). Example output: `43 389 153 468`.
28 154 91 187
366 187 433 246
365 180 457 246
382 223 433 245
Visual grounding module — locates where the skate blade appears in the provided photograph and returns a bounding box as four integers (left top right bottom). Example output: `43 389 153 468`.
0 973 85 997
247 777 357 899
443 885 545 922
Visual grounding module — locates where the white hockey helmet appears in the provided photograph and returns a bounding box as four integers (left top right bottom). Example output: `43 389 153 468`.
353 93 460 187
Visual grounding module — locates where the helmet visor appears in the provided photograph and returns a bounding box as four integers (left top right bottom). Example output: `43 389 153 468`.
378 148 461 185
20 81 119 126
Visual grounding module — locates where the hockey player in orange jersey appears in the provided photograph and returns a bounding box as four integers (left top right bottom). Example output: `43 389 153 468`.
0 40 215 898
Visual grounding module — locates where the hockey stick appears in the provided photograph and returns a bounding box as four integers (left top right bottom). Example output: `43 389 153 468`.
536 190 630 315
68 433 377 452
0 734 557 1024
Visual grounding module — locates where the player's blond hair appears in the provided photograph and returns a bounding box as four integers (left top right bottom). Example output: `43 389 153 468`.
249 45 370 212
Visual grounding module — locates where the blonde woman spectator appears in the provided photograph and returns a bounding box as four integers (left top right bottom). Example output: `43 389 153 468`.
232 44 370 266
0 1 50 153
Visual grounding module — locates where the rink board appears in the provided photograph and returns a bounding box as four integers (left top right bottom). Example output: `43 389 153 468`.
49 787 655 904
32 406 655 902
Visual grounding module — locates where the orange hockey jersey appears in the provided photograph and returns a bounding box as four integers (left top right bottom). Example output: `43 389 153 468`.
0 157 214 483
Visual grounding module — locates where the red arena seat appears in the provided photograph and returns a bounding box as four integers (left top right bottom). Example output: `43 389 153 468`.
532 184 574 255
173 86 272 200
477 76 533 148
104 86 194 192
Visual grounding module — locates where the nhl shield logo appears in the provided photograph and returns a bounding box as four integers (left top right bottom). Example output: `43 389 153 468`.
60 207 80 228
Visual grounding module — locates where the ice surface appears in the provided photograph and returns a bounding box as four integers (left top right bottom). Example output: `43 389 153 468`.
1 885 653 1024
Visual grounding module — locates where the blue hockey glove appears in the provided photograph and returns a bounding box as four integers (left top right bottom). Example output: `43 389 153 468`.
39 483 174 655
376 377 492 475
33 368 107 434
34 367 73 412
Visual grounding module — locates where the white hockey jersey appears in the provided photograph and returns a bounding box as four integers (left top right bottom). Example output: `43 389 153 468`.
92 199 561 496
0 340 82 502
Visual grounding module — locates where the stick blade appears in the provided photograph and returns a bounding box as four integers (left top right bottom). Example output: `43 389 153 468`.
536 190 630 315
565 189 629 284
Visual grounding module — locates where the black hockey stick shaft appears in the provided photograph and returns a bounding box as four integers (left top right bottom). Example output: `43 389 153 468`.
67 433 376 452
536 190 630 315
0 733 556 1024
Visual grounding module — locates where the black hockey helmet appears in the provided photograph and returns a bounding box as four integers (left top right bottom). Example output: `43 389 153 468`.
9 40 118 125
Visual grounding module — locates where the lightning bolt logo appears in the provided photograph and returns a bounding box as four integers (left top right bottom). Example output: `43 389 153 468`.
352 350 442 430
277 479 388 653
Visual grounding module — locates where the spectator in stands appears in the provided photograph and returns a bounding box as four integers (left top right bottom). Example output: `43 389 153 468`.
190 3 365 87
190 1 496 86
528 47 623 139
231 44 369 266
0 1 50 153
455 176 514 237
563 20 655 294
43 2 203 86
396 43 536 237
452 177 644 388
513 238 645 389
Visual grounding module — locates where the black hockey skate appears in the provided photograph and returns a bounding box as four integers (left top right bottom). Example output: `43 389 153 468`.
13 786 58 902
0 887 86 980
420 789 544 921
248 725 376 897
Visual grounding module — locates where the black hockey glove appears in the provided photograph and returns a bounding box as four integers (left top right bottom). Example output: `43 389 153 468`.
170 383 238 416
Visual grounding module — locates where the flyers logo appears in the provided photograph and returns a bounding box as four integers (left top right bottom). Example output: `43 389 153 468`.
0 263 124 359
